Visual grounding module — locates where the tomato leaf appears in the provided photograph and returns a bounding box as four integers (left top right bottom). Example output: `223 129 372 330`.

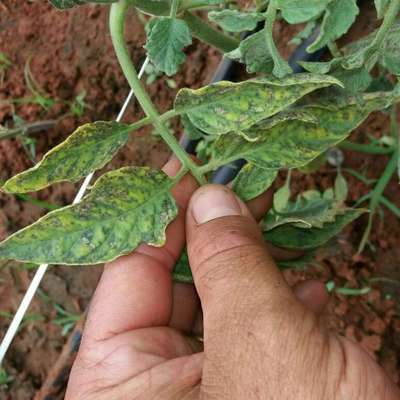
174 73 342 135
265 190 345 230
232 164 277 202
276 0 331 24
145 17 192 76
2 122 131 194
264 208 365 250
208 10 265 32
307 0 359 53
181 114 204 140
225 30 274 74
0 167 178 265
210 90 398 169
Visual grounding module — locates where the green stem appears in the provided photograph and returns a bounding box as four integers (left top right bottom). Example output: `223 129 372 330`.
180 0 220 10
358 151 398 252
327 42 341 58
339 141 394 155
370 0 400 52
182 11 239 53
0 120 55 141
380 196 400 218
127 109 179 132
110 0 206 185
264 0 292 78
170 0 180 18
364 0 400 69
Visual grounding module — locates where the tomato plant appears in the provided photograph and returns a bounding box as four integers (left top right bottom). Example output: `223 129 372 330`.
0 0 399 283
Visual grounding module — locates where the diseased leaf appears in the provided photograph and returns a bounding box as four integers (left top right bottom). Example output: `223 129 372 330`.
181 114 204 140
302 22 400 74
3 122 131 194
225 31 274 74
307 0 359 53
298 153 326 174
239 109 317 141
276 0 331 24
173 250 193 283
264 208 365 250
144 17 192 76
208 10 265 32
332 66 372 94
211 90 398 170
49 0 114 9
174 74 342 135
273 173 291 212
0 167 178 265
264 190 345 231
232 164 277 202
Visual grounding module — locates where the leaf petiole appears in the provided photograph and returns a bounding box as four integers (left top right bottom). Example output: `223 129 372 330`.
110 0 206 185
170 0 180 18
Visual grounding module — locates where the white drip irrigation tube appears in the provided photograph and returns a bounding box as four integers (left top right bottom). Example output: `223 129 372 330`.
0 57 150 365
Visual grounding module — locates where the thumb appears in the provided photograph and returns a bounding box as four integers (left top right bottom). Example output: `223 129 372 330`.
186 185 301 332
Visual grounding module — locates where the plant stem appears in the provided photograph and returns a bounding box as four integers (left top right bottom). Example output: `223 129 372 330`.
0 120 55 141
170 0 180 18
110 0 206 185
370 0 400 52
182 11 239 53
358 151 398 252
264 0 292 78
363 0 400 69
328 42 341 58
127 109 179 132
180 0 220 10
339 141 394 155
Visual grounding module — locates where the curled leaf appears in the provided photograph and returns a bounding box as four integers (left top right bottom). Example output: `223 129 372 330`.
3 122 131 193
0 167 178 265
225 30 273 74
208 9 265 32
264 208 365 250
175 73 342 135
233 164 277 202
211 90 398 170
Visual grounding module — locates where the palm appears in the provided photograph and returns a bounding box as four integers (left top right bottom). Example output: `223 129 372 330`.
66 159 399 399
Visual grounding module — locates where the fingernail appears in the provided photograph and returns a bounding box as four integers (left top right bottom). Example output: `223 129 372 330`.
191 185 242 224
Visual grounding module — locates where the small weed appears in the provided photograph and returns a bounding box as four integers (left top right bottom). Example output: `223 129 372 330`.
53 304 80 336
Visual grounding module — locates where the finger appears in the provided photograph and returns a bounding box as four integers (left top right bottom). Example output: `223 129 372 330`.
186 184 301 333
293 280 329 315
169 282 199 332
83 158 198 343
246 189 273 221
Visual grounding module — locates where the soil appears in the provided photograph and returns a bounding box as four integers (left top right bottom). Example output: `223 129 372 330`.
0 2 399 399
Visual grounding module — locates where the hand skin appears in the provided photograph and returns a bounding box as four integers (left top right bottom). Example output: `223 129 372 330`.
66 159 400 400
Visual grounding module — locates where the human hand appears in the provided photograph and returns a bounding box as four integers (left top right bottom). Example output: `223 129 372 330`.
66 158 400 400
